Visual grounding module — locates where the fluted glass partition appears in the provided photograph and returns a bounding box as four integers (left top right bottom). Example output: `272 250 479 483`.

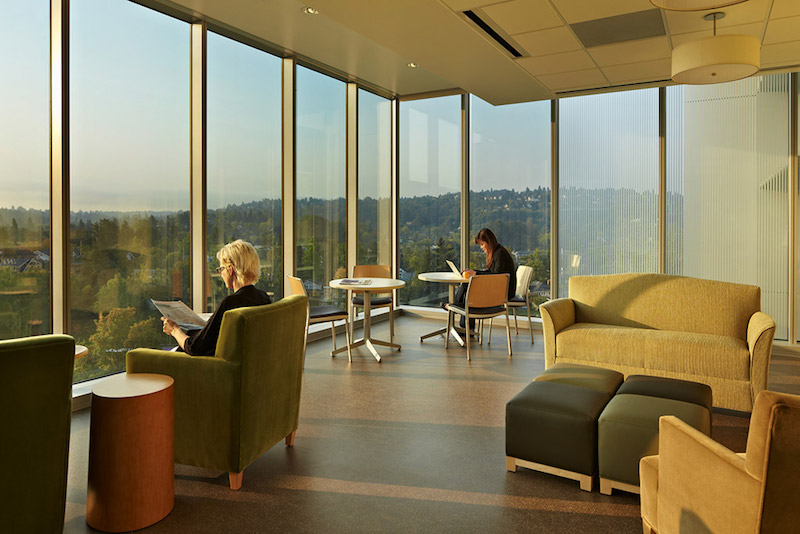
666 75 790 340
398 96 461 306
0 0 51 340
70 0 191 381
558 89 659 296
206 32 282 311
469 96 551 313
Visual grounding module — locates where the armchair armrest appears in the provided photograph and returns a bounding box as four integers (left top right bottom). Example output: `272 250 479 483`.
126 349 241 470
747 312 776 405
539 298 575 368
657 416 761 534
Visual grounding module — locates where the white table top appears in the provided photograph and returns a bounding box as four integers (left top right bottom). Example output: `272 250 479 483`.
329 277 405 291
93 373 174 399
418 271 469 283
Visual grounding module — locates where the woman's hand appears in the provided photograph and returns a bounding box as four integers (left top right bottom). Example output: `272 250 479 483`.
462 269 476 278
161 317 180 337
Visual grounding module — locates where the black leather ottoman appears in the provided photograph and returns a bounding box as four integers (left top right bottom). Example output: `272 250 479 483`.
506 363 623 491
598 375 712 495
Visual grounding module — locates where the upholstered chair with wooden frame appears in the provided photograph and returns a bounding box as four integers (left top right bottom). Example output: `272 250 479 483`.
504 264 535 344
640 390 800 534
445 273 512 361
286 274 352 362
126 295 308 491
349 264 395 340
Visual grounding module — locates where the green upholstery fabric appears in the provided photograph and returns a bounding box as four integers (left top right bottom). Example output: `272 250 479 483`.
540 273 776 411
0 334 75 533
618 375 713 413
126 295 308 474
640 391 800 534
599 393 710 486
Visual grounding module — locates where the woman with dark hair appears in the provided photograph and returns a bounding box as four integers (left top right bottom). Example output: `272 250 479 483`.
449 228 516 329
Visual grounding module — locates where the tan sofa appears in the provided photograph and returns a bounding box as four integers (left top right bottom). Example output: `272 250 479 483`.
540 273 776 411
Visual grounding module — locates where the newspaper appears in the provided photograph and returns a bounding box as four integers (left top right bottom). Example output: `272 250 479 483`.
151 299 207 331
338 279 373 286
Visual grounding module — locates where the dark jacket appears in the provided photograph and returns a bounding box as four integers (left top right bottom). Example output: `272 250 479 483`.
184 284 272 356
475 244 516 300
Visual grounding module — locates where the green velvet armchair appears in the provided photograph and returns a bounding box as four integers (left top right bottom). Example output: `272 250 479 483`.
1 334 75 533
126 294 308 490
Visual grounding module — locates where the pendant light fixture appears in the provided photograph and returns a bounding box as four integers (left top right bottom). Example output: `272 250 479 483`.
650 0 748 10
671 12 760 84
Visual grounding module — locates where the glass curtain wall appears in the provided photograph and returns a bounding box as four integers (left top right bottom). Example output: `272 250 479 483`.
206 32 282 311
558 89 659 296
667 75 790 339
469 96 550 314
70 0 191 382
357 89 392 267
296 66 346 306
0 0 51 340
398 96 461 306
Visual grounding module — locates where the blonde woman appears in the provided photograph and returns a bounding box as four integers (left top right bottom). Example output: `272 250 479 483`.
161 240 271 355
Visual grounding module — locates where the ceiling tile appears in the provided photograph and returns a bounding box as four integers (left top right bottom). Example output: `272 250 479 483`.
764 16 800 45
536 68 608 92
670 22 762 47
760 40 800 67
550 0 653 24
441 0 510 12
771 0 800 19
602 58 672 84
517 50 597 76
588 36 670 67
512 26 582 57
665 0 770 34
571 9 665 48
481 0 562 35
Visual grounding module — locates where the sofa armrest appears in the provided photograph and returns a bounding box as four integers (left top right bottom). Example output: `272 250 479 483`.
539 298 575 368
747 312 776 406
126 349 240 470
657 416 761 534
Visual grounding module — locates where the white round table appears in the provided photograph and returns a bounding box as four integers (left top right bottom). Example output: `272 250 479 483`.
417 271 470 345
329 277 406 362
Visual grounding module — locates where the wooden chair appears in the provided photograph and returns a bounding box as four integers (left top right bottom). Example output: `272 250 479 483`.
504 264 535 344
349 265 395 340
445 273 512 361
287 275 352 362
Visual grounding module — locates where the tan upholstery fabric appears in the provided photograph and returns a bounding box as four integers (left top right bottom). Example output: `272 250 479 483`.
568 273 760 340
542 273 775 411
642 392 800 534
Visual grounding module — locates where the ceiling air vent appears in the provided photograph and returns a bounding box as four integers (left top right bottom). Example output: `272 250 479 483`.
464 10 523 58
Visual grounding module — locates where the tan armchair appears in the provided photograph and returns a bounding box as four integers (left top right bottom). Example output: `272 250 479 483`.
640 390 800 534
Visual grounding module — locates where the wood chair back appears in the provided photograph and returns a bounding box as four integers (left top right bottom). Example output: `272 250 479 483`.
286 275 307 297
353 265 391 278
466 274 509 309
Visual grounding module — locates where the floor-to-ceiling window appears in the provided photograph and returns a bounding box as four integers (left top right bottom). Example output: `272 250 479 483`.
0 0 51 340
296 66 346 306
70 0 190 382
357 89 392 267
667 75 790 339
559 89 659 296
469 96 550 313
398 96 461 306
206 32 282 311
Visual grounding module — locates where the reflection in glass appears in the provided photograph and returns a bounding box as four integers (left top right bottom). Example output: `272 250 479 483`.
296 66 346 306
0 0 51 340
399 96 461 306
666 75 790 339
469 96 550 315
559 89 659 296
70 0 190 382
206 32 282 311
357 89 392 267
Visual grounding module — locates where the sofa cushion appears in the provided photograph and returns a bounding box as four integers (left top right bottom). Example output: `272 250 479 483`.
556 323 750 381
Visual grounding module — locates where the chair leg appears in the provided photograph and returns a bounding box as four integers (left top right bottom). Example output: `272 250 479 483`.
445 310 452 349
488 318 494 345
390 303 395 339
505 309 513 357
513 308 519 334
285 430 296 447
465 313 471 361
344 315 352 363
527 297 534 344
229 471 243 490
330 321 337 352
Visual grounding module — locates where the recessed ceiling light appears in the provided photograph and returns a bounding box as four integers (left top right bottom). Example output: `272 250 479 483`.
302 6 319 15
407 62 419 68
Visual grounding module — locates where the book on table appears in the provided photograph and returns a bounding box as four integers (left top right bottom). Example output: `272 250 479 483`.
338 279 373 286
151 299 207 332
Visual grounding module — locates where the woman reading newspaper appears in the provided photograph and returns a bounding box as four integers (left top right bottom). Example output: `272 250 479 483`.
161 240 271 355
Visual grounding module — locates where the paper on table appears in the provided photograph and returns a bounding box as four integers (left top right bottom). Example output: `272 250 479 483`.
151 299 207 331
338 279 373 286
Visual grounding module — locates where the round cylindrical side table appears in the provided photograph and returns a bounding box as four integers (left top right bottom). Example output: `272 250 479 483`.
86 373 174 532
